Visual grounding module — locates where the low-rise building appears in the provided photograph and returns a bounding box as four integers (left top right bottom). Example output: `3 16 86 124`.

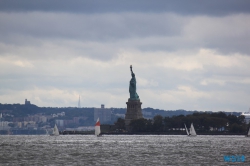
55 119 64 127
24 115 47 123
94 105 111 123
115 114 125 118
52 112 65 118
0 121 11 130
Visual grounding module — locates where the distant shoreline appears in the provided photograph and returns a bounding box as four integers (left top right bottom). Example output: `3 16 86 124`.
0 130 246 136
60 131 246 136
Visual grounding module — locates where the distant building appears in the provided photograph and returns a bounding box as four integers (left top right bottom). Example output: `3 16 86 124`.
55 120 64 127
26 122 38 129
17 122 23 128
25 99 31 105
13 117 24 122
63 120 74 126
142 111 152 116
24 115 47 123
73 117 87 124
241 109 250 124
52 112 65 118
115 114 125 118
94 105 111 123
0 121 11 130
55 119 74 128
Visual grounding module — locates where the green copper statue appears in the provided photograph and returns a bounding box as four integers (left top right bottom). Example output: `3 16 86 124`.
129 65 140 100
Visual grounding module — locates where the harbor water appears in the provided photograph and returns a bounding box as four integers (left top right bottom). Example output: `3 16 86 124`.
0 135 249 165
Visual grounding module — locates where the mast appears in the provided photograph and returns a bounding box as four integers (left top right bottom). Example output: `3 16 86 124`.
78 95 81 108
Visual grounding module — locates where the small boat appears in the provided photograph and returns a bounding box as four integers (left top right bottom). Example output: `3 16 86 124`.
45 129 49 135
245 127 250 137
184 123 190 135
50 124 60 136
189 123 197 136
95 118 102 137
185 123 197 136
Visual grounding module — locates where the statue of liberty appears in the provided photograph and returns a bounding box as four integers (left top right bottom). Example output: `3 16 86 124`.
129 65 140 100
125 65 143 129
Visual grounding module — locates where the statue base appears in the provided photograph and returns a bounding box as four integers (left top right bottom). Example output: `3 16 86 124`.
125 99 143 131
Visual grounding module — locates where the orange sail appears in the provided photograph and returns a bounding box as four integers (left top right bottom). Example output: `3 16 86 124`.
95 118 100 126
95 118 101 136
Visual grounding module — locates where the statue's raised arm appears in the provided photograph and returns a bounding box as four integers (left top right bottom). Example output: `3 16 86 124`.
130 65 134 76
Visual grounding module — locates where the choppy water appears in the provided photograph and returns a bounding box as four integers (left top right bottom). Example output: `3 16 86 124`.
0 135 249 165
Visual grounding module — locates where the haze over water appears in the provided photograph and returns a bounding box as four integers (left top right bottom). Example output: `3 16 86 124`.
0 135 249 165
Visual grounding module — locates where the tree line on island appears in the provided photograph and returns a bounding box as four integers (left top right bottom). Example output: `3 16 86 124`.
115 112 250 134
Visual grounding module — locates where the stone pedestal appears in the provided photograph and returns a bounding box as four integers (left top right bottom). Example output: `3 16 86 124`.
125 99 143 130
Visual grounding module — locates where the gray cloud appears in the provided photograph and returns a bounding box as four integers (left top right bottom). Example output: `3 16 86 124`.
0 12 184 41
0 12 249 59
1 0 250 16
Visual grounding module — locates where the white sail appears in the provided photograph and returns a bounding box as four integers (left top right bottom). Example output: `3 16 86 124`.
51 124 59 136
184 124 189 135
95 118 101 136
189 123 197 136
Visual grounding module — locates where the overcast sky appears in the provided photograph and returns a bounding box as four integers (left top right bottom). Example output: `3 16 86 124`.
0 1 250 112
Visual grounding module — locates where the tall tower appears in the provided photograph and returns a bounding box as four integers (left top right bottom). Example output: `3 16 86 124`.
78 95 81 108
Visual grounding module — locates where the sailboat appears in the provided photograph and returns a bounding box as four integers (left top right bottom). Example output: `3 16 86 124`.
245 127 250 137
95 118 101 137
184 123 190 136
184 123 197 136
50 124 60 136
45 129 49 135
189 123 197 136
